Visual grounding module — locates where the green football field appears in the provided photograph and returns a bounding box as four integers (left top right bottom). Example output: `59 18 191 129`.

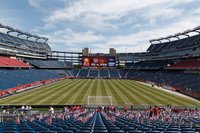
0 79 199 106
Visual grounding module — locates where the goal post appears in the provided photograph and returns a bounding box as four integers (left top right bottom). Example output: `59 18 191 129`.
87 96 112 105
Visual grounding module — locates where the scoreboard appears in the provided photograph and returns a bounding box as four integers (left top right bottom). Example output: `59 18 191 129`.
82 56 116 67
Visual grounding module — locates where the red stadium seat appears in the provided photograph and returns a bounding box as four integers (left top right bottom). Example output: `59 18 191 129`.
0 56 31 68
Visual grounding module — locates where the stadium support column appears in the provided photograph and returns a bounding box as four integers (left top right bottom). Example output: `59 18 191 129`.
87 69 90 78
108 69 111 78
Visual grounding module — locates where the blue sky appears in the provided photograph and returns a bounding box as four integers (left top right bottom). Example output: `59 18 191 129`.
0 0 200 53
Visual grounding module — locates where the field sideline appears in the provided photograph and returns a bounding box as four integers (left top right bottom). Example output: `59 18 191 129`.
0 79 199 106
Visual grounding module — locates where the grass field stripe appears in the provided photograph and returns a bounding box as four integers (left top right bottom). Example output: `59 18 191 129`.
20 79 80 105
64 79 91 104
68 79 92 104
97 79 102 95
0 80 68 102
121 80 171 105
125 80 173 105
50 79 88 105
108 80 130 105
105 80 126 105
120 79 162 105
102 79 117 105
28 79 80 104
90 79 98 96
112 80 150 105
80 79 96 104
131 80 199 105
45 79 84 104
111 80 142 105
125 80 186 106
58 79 91 104
110 80 142 105
100 79 108 96
0 80 72 104
10 79 79 105
116 81 153 105
132 80 199 105
16 79 74 102
96 79 102 103
37 79 83 105
0 79 199 106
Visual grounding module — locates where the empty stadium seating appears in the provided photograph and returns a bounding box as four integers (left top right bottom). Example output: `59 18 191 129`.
125 61 172 70
0 56 31 68
109 70 120 78
118 70 128 78
147 34 200 52
1 108 200 133
89 70 99 77
167 59 200 70
71 69 80 77
25 59 72 69
126 70 200 99
99 70 109 78
73 69 121 78
0 32 51 53
78 69 89 77
0 69 68 90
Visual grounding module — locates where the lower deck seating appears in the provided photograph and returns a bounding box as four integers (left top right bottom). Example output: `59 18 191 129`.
78 69 89 77
99 70 109 78
109 70 120 78
0 69 68 90
89 70 99 77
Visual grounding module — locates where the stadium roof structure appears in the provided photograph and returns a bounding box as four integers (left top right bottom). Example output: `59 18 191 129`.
149 25 200 44
0 23 48 42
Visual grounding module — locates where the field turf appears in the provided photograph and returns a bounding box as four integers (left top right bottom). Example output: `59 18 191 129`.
0 79 199 106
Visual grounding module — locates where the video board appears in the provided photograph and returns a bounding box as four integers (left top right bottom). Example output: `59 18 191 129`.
82 56 116 67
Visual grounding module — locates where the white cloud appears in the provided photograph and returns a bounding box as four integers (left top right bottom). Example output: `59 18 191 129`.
46 28 106 51
28 0 42 8
26 0 200 53
141 6 184 21
66 30 105 44
45 0 194 31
